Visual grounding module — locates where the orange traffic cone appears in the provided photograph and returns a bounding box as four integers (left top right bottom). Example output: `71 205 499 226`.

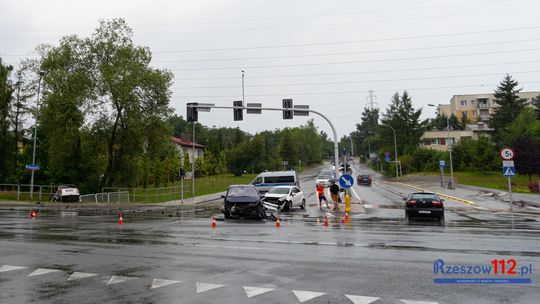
323 215 329 227
275 217 281 228
341 215 346 224
118 213 124 225
211 215 217 228
30 210 37 219
345 212 349 221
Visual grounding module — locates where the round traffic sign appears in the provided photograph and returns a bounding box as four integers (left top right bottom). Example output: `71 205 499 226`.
499 147 515 160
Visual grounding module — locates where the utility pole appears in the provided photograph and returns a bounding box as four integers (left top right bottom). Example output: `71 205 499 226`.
241 70 245 103
366 90 378 110
30 71 45 201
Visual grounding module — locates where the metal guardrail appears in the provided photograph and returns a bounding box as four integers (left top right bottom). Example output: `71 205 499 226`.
0 183 57 201
79 192 130 204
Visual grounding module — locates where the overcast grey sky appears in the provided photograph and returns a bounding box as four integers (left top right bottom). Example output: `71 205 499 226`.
1 0 540 139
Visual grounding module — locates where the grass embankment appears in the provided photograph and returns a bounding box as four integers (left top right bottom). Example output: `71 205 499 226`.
414 171 536 193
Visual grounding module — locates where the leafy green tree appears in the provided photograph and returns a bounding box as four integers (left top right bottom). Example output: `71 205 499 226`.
380 91 425 156
427 113 464 131
513 137 540 181
353 107 380 163
0 58 15 181
489 74 528 145
452 137 499 173
503 108 540 145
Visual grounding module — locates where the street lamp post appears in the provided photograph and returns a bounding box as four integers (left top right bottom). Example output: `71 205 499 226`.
350 136 354 157
241 70 245 103
379 123 398 180
428 104 455 189
30 71 45 201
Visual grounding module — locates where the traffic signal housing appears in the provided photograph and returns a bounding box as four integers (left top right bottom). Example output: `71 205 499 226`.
187 102 198 122
282 99 293 119
233 100 243 121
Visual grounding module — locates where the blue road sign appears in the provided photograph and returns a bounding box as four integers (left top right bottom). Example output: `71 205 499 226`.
339 174 354 189
503 166 515 177
439 160 446 168
384 155 391 162
25 164 40 171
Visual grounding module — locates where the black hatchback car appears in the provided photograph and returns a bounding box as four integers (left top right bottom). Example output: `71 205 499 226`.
221 185 265 219
403 192 444 222
357 175 372 186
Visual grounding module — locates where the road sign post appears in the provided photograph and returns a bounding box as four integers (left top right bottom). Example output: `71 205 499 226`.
439 160 446 188
500 148 515 211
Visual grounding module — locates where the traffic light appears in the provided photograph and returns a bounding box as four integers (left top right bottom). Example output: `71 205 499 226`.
233 100 243 121
187 102 198 122
282 99 293 119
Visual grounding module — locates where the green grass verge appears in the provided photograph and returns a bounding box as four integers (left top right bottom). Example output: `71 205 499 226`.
411 171 537 193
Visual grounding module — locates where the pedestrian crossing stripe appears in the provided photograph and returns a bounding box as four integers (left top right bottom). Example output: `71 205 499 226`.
67 272 99 281
151 278 181 289
196 282 225 293
243 286 275 298
0 265 27 273
401 300 438 304
106 275 137 285
28 268 61 277
292 290 327 303
345 294 380 304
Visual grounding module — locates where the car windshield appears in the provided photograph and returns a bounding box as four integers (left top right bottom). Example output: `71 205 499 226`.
227 187 258 197
267 187 290 194
410 193 438 200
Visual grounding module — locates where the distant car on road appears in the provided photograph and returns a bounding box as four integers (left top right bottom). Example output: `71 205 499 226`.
221 185 265 219
357 174 372 186
403 192 445 223
263 186 305 211
315 173 333 187
51 185 80 202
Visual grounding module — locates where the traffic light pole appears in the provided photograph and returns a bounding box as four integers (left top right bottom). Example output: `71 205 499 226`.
187 104 340 179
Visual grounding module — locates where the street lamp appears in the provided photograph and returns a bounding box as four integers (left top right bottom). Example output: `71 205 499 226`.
379 123 398 180
349 136 354 157
30 71 45 201
428 104 455 189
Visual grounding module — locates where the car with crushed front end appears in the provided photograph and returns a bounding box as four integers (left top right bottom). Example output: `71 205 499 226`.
51 184 81 202
221 185 265 219
263 185 305 211
403 191 445 223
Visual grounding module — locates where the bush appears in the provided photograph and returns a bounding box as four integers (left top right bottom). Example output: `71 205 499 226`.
529 181 540 193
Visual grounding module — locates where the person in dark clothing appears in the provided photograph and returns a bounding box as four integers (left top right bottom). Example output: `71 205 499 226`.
329 181 340 211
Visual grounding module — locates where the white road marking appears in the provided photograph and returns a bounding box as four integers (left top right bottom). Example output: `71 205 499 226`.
292 290 327 303
151 278 181 289
243 286 275 298
196 282 225 293
28 268 61 277
0 265 27 273
67 272 98 281
401 300 438 304
345 294 380 304
350 187 362 203
106 275 137 285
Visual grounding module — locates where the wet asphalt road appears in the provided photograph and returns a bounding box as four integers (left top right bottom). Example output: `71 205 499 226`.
1 165 540 304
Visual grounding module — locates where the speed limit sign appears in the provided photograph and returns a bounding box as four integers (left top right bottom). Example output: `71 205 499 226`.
499 147 515 160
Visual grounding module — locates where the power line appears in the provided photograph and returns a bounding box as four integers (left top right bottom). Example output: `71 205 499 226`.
0 0 514 33
173 70 540 90
172 81 540 99
173 60 540 81
169 48 540 72
157 38 540 64
153 25 540 54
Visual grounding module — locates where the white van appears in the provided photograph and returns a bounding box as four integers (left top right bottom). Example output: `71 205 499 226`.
251 171 299 193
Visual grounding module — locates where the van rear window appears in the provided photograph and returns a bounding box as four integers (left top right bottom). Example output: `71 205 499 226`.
264 176 295 183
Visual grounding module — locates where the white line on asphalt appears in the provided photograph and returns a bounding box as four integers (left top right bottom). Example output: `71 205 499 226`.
28 268 61 277
292 290 327 303
106 275 138 285
243 286 275 298
350 187 362 203
401 300 438 304
195 244 265 250
345 294 380 304
151 278 181 289
196 282 225 293
67 272 99 281
0 265 27 273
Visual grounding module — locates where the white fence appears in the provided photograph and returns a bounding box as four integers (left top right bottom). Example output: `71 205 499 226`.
0 183 57 201
79 191 130 204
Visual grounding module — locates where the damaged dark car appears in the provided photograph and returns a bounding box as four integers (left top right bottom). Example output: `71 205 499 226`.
221 185 265 219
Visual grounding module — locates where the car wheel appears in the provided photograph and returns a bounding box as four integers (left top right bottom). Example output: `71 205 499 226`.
300 199 306 209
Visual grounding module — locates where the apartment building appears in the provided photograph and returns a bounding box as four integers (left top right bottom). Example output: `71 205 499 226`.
437 91 539 123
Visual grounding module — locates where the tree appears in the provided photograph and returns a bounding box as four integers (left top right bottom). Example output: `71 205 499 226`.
533 94 540 120
0 58 15 181
503 108 540 145
380 91 425 156
353 107 380 162
513 137 540 181
489 74 527 145
427 113 464 131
